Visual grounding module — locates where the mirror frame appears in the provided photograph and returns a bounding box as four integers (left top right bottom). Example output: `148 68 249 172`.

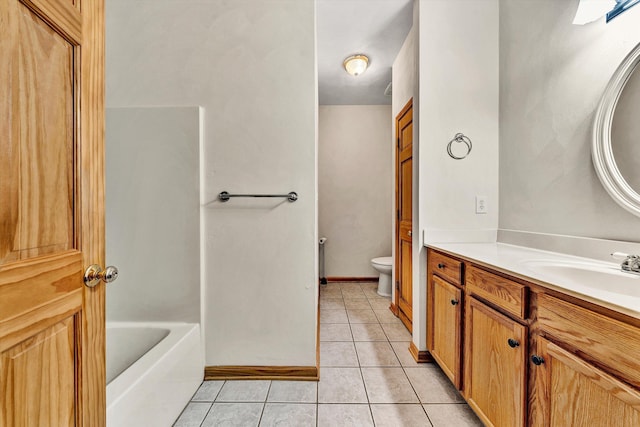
593 41 640 217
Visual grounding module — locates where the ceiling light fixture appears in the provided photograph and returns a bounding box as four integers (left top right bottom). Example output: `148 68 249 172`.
343 54 369 76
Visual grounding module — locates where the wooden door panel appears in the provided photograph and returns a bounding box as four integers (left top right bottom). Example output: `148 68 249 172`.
400 158 412 221
1 0 105 424
1 317 78 427
0 0 79 266
398 239 412 317
395 99 413 330
400 123 412 150
0 252 82 353
398 112 412 150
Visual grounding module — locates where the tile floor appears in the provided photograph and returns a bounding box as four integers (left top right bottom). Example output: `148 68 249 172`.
173 282 483 427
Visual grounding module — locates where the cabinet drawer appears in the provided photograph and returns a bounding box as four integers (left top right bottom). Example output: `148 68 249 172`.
466 266 527 319
429 250 463 286
538 293 640 388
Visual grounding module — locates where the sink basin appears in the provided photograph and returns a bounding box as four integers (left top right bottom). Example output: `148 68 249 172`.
521 259 640 298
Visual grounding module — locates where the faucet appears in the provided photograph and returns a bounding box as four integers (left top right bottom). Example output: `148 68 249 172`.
611 252 640 275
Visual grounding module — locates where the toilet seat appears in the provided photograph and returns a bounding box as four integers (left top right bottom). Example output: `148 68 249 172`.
371 256 392 267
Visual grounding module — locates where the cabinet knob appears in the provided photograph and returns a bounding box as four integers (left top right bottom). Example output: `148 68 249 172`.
531 355 545 366
450 299 459 306
507 338 520 348
437 263 445 269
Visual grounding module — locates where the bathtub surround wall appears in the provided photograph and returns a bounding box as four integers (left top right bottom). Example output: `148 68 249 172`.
417 0 500 350
318 105 392 277
106 0 317 367
499 0 640 243
106 107 202 323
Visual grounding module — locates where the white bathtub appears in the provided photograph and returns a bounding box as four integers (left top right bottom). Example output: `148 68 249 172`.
106 322 204 427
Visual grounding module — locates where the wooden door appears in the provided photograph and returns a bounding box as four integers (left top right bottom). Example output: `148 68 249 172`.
534 337 640 427
0 0 105 425
464 297 527 427
427 275 462 389
394 99 413 332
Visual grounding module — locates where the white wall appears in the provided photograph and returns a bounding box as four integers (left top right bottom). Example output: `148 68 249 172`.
106 107 202 323
499 0 640 243
419 0 500 242
392 26 417 116
318 105 392 277
106 0 317 366
417 0 500 349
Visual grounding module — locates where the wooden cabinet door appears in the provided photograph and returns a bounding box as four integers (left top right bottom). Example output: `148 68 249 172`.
533 337 640 427
427 275 462 389
0 0 105 425
464 297 527 427
395 99 413 332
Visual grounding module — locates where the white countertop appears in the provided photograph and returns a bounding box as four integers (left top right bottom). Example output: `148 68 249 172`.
427 242 640 319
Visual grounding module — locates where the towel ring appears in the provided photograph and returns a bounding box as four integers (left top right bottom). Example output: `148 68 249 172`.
447 133 472 160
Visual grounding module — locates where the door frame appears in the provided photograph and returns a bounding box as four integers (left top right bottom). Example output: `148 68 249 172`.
80 1 107 424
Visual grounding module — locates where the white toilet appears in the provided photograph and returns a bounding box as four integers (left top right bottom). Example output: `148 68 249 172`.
371 256 393 297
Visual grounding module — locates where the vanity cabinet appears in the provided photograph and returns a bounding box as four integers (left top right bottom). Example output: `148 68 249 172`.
427 251 464 389
426 247 640 427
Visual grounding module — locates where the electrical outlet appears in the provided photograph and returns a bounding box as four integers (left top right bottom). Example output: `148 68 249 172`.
476 196 488 214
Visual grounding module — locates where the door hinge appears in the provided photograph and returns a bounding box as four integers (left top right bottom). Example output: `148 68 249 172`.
397 137 400 148
397 209 400 220
396 281 400 291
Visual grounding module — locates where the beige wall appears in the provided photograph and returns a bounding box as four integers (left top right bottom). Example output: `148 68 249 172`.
318 105 392 277
107 0 317 366
499 0 640 242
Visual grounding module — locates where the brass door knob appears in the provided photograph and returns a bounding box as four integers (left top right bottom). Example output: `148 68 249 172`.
84 264 119 288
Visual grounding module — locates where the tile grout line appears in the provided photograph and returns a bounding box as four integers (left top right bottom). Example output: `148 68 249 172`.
197 379 224 427
197 401 214 427
355 284 376 426
256 381 272 426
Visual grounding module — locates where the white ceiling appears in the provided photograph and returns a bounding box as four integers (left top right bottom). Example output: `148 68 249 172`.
317 0 414 105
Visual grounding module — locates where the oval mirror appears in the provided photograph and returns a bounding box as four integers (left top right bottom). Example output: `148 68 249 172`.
593 41 640 217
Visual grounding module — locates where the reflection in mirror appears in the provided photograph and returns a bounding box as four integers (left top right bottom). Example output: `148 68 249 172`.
611 61 640 192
